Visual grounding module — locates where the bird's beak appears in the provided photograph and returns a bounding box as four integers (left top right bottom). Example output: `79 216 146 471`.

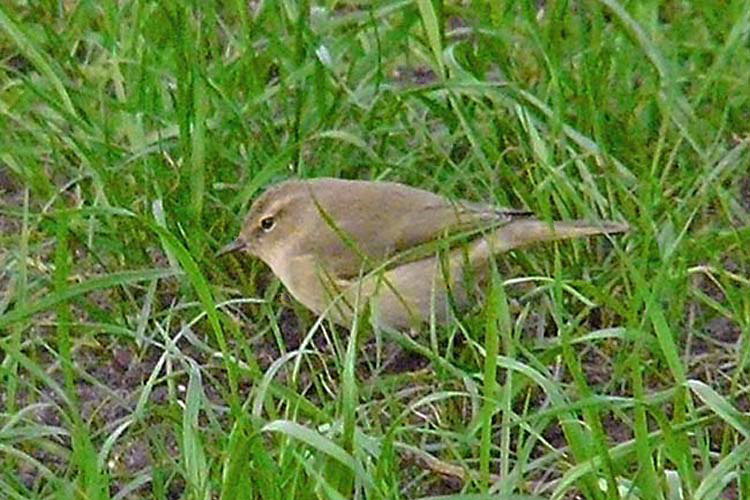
216 238 248 257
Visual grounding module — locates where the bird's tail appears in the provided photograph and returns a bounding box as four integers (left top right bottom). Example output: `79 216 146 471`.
466 219 628 265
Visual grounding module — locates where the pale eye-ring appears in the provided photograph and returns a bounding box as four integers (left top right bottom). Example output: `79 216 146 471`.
260 216 276 232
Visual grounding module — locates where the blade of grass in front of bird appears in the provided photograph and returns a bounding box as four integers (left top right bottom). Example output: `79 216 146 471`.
479 265 501 491
182 360 209 500
55 216 109 500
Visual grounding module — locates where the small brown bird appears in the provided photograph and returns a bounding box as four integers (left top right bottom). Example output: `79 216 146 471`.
220 178 627 331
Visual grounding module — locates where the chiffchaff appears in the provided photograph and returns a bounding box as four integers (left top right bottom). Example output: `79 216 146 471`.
220 178 627 330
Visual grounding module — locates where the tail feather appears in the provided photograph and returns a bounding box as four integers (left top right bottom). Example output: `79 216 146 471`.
471 219 627 259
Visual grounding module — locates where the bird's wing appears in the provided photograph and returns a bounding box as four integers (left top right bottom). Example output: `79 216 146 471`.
305 179 531 277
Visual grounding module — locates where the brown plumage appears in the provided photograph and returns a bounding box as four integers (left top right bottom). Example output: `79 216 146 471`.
221 178 627 330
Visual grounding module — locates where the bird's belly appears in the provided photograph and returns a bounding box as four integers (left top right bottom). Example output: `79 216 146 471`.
355 252 475 331
272 249 481 331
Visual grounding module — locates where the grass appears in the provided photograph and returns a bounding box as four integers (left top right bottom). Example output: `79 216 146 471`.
1 0 749 499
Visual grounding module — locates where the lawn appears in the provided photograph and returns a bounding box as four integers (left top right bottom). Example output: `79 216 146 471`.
1 1 749 499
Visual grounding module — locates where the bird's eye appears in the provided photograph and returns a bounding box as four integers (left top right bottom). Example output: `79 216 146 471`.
260 216 276 232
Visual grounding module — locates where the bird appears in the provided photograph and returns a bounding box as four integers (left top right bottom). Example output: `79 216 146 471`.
219 177 627 331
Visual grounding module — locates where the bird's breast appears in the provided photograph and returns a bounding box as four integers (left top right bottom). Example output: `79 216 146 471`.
267 253 356 325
